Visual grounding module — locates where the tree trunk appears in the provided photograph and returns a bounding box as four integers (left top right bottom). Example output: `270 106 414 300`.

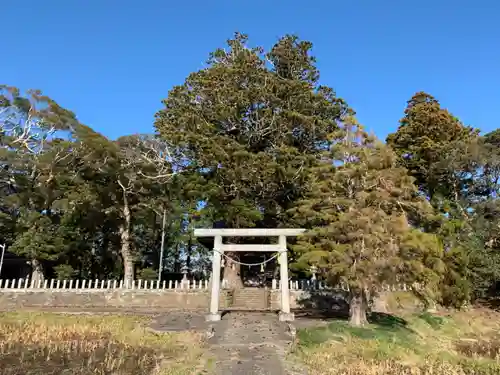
30 259 44 283
174 244 180 273
223 252 243 289
186 236 192 272
349 289 369 326
158 208 166 282
119 197 134 285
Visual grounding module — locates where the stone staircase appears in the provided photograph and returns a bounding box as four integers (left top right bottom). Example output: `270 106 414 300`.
229 287 270 310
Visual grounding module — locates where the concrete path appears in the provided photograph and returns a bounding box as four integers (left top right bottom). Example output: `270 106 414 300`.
205 312 304 375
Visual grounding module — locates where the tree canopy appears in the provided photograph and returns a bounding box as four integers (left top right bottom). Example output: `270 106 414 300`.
1 32 499 326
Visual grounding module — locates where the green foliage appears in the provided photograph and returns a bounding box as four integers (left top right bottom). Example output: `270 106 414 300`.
136 268 158 281
154 32 350 229
0 85 206 281
292 119 444 322
10 212 64 262
1 34 499 312
53 264 76 280
386 91 478 199
388 91 500 305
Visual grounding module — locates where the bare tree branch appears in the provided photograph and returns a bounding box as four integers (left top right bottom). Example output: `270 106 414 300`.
0 87 58 155
121 135 176 181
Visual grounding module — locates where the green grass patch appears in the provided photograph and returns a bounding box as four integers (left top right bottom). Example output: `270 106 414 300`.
296 309 500 375
417 311 446 330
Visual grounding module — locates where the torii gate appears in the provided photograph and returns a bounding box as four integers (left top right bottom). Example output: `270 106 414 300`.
194 228 305 322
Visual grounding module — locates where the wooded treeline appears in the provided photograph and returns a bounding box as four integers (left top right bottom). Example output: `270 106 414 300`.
2 33 499 325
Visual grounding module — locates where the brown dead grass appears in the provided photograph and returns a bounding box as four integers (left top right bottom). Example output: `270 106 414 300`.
295 308 500 375
0 312 206 375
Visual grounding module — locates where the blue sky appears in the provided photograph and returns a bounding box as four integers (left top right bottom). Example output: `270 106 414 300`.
2 1 498 141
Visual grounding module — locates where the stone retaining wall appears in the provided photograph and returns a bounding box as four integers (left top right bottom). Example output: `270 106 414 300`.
0 289 418 312
0 289 233 311
0 289 296 311
270 290 347 310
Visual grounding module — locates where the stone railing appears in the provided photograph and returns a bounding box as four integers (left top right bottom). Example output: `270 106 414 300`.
283 280 418 292
0 278 209 290
0 278 417 292
0 278 215 312
0 277 419 312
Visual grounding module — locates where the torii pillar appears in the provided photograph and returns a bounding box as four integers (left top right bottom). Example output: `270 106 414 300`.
194 228 305 322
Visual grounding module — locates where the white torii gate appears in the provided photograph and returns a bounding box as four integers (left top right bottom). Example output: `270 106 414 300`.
194 228 305 322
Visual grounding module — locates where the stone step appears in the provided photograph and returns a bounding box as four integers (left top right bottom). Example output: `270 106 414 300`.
231 288 270 310
235 293 267 297
232 301 268 306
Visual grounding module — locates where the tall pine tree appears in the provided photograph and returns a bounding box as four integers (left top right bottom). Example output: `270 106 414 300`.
292 118 444 326
155 33 350 287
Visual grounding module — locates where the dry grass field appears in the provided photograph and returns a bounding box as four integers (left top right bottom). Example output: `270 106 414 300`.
295 308 500 375
3 306 500 374
0 312 206 375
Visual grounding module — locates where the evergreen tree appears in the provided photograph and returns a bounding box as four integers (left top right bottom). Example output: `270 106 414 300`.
386 91 478 203
0 86 78 280
386 93 500 306
154 33 350 287
292 118 444 326
72 127 176 283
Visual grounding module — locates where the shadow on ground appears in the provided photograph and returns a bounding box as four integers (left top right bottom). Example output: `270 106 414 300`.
369 312 409 329
294 290 349 320
293 290 414 335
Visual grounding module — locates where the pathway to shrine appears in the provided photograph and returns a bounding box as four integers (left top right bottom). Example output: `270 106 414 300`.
150 311 305 374
206 312 303 375
152 227 309 374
